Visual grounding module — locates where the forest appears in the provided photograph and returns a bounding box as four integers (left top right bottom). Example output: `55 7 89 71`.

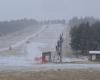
70 18 100 55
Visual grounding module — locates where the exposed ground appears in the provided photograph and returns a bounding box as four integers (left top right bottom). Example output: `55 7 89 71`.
0 69 100 80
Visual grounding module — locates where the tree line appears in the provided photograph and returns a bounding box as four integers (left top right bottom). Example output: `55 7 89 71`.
0 18 38 36
70 21 100 55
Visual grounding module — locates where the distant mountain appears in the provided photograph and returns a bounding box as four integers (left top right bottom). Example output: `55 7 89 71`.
69 17 100 27
0 18 39 36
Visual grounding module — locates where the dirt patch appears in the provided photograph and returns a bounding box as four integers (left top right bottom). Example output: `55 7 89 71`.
0 48 24 56
0 69 100 80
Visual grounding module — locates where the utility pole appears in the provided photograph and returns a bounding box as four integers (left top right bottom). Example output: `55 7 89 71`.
56 33 63 63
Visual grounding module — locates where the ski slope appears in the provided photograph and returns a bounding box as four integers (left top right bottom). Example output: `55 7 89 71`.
0 24 65 66
0 25 45 51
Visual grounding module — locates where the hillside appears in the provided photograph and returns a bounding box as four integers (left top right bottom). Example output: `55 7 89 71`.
0 19 39 36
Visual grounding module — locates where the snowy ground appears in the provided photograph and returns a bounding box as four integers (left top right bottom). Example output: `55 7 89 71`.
0 24 99 71
0 24 66 67
0 25 41 50
0 63 100 72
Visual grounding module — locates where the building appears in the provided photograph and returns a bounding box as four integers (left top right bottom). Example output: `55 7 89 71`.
89 51 100 61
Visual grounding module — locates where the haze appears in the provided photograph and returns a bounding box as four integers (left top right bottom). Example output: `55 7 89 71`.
0 0 100 21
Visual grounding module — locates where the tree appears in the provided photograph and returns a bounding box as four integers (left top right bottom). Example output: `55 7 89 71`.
56 34 64 62
91 22 100 50
70 22 92 55
69 17 100 56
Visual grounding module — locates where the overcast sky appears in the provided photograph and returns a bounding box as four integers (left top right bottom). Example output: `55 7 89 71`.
0 0 100 21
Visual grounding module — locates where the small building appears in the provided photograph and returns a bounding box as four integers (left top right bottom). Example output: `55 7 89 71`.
42 51 51 63
89 51 100 61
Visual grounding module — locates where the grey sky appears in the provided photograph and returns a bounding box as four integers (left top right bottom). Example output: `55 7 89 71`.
0 0 100 21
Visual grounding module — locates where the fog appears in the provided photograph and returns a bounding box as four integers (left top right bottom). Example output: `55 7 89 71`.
0 0 100 21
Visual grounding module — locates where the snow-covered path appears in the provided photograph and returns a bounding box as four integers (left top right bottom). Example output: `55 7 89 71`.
27 24 65 52
0 63 100 72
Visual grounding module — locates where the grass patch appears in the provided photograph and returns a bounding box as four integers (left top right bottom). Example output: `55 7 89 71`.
0 48 23 56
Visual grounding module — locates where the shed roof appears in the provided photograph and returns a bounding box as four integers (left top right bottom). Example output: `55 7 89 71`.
89 51 100 54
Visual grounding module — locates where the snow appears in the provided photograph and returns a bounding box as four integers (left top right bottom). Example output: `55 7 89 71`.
0 63 100 72
0 25 46 52
89 51 100 54
0 56 28 66
0 24 100 71
62 58 86 63
25 42 47 63
0 24 65 67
